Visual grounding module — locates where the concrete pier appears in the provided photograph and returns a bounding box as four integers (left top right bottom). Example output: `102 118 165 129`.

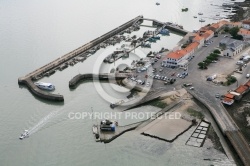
18 16 143 101
69 73 132 89
141 18 189 35
18 77 64 101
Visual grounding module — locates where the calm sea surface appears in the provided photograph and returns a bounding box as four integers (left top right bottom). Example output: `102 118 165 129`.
0 0 243 165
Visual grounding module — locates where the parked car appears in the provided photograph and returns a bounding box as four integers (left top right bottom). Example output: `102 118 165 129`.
159 67 163 72
246 74 250 78
190 87 194 90
215 93 220 98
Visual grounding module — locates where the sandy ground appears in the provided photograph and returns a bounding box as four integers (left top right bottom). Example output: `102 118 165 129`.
139 114 192 141
138 89 201 141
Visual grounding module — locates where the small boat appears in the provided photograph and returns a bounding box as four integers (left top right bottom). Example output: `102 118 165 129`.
199 18 205 22
156 2 160 5
159 28 170 35
19 130 29 140
182 8 188 12
34 82 55 91
100 119 117 131
152 36 160 40
198 12 203 15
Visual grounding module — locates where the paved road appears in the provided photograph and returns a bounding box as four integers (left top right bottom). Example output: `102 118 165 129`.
133 34 250 165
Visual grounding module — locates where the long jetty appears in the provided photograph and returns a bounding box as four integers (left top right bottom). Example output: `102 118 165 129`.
18 16 143 101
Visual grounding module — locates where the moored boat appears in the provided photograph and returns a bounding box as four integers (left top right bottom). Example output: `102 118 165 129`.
199 18 205 22
34 82 55 91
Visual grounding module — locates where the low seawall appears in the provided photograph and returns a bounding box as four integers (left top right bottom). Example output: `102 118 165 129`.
18 78 64 101
69 73 129 89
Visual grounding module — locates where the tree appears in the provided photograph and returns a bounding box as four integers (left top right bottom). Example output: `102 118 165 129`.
213 49 221 54
235 35 243 40
198 62 206 69
229 27 240 38
204 59 212 64
224 27 230 32
206 56 215 61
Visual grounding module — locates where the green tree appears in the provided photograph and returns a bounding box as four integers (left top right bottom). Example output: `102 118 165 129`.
224 27 230 32
235 35 243 40
198 62 206 69
207 56 215 61
204 59 212 64
229 27 239 38
213 49 221 54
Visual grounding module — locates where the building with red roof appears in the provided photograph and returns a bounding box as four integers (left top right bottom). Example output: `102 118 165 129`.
242 20 250 30
238 28 250 40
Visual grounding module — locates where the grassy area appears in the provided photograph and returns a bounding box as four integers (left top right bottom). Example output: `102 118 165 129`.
148 100 168 109
187 108 204 119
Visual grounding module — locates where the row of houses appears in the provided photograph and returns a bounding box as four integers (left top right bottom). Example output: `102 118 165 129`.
161 19 242 67
222 80 250 105
162 29 214 68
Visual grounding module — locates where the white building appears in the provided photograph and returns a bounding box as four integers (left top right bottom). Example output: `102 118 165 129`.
220 38 244 57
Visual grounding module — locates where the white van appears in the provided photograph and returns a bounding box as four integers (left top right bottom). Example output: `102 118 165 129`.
236 61 244 65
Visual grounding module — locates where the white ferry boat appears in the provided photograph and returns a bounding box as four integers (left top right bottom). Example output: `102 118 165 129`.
34 82 55 91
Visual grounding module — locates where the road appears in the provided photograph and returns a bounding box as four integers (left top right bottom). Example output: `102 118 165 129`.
134 34 250 165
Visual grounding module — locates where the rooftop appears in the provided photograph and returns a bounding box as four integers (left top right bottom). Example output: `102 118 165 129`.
244 80 250 87
224 93 235 99
238 28 250 35
184 42 199 52
222 97 234 105
235 85 248 94
242 20 250 25
193 34 204 42
201 30 214 39
165 51 186 59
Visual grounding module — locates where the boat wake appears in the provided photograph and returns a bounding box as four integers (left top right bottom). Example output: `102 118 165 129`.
26 100 79 136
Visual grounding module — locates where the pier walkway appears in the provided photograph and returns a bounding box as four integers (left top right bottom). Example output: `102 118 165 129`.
141 18 190 35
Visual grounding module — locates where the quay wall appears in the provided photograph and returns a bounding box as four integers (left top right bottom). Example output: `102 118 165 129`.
69 73 129 88
18 78 64 101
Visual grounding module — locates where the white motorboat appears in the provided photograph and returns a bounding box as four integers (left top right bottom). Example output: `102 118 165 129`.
198 12 203 15
34 82 55 91
19 130 29 140
199 18 205 22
